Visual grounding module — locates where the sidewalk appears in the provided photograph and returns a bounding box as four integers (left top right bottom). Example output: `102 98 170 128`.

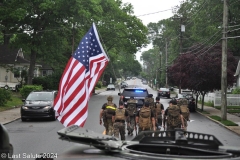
197 105 240 136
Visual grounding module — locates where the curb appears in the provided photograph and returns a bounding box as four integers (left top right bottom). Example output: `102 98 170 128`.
3 117 21 125
197 110 240 136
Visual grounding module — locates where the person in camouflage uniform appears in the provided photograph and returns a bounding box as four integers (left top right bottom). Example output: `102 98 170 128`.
136 102 156 136
179 99 190 133
155 96 164 130
112 101 129 140
163 99 185 137
126 96 137 136
99 96 117 135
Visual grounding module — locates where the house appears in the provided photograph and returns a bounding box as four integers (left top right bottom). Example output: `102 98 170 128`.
0 44 53 90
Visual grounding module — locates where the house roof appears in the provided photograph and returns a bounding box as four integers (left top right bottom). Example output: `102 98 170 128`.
234 60 240 76
0 44 29 64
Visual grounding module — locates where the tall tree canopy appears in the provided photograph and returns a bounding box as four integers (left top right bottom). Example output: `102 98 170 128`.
0 0 148 84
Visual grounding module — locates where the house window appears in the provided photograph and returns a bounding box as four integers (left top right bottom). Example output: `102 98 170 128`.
14 67 21 78
42 70 47 76
47 70 53 75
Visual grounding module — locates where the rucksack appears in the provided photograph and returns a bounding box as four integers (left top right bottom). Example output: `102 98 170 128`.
139 107 151 129
104 102 116 119
115 108 126 121
155 102 163 119
167 105 181 127
180 105 190 121
145 97 155 111
127 100 137 117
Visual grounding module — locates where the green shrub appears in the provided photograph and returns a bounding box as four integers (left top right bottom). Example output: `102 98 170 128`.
205 101 214 107
210 115 238 126
232 87 240 94
20 85 43 99
96 81 102 88
32 71 62 90
0 89 12 106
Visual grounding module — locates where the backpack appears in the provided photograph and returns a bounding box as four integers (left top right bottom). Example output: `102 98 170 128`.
155 102 163 119
145 97 155 111
180 105 190 121
139 107 151 129
167 105 181 127
104 102 116 119
115 108 126 121
127 100 137 117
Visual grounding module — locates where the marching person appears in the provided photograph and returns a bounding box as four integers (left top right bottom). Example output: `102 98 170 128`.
99 96 117 136
155 96 164 130
163 99 185 137
136 102 156 135
112 101 129 140
126 96 137 136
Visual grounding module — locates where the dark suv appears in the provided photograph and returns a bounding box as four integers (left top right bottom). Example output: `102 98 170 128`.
21 90 58 121
118 88 149 108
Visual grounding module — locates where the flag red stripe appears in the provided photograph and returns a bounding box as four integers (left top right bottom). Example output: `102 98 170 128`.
63 65 85 110
54 57 74 112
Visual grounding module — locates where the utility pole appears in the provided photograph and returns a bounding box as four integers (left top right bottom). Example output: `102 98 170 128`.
165 39 168 88
221 0 228 121
179 17 185 94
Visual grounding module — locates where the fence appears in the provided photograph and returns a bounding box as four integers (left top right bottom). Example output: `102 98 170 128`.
202 92 240 106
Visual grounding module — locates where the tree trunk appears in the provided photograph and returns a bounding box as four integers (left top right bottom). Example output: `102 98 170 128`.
195 94 199 110
27 48 37 85
201 92 206 111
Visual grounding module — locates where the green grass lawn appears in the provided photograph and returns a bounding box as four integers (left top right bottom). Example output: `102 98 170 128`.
209 115 238 126
0 92 23 112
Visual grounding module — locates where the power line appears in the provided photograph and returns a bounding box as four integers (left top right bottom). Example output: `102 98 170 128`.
136 9 173 17
185 0 208 27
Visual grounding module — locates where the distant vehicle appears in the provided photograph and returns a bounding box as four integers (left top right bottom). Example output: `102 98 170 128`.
158 88 170 98
142 80 147 85
126 77 131 80
120 82 128 88
118 87 149 108
106 84 115 91
21 90 58 121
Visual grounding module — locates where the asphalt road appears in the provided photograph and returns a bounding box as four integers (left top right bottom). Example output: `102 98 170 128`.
4 78 240 160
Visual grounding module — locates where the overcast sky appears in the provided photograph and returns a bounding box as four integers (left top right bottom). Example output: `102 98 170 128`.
121 0 181 63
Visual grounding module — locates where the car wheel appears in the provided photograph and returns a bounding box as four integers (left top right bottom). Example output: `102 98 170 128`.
21 117 27 122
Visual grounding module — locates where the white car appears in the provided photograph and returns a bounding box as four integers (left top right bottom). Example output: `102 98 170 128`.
106 84 115 91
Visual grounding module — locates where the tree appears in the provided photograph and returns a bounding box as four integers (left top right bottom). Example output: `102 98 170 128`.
168 43 237 110
0 0 148 85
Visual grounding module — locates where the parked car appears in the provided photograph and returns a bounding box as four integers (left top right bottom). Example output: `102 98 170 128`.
21 90 58 121
158 88 170 98
142 80 147 85
120 82 128 88
106 84 115 91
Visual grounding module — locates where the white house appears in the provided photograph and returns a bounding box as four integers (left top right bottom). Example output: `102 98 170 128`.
0 44 53 90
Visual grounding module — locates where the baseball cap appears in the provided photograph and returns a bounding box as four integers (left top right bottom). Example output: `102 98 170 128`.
144 102 150 107
169 99 177 105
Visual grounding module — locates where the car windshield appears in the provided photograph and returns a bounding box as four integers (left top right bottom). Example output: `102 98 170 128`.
107 84 114 87
122 89 148 97
26 92 54 101
159 88 169 91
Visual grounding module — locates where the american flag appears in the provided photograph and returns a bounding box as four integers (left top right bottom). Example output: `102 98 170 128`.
54 23 109 127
